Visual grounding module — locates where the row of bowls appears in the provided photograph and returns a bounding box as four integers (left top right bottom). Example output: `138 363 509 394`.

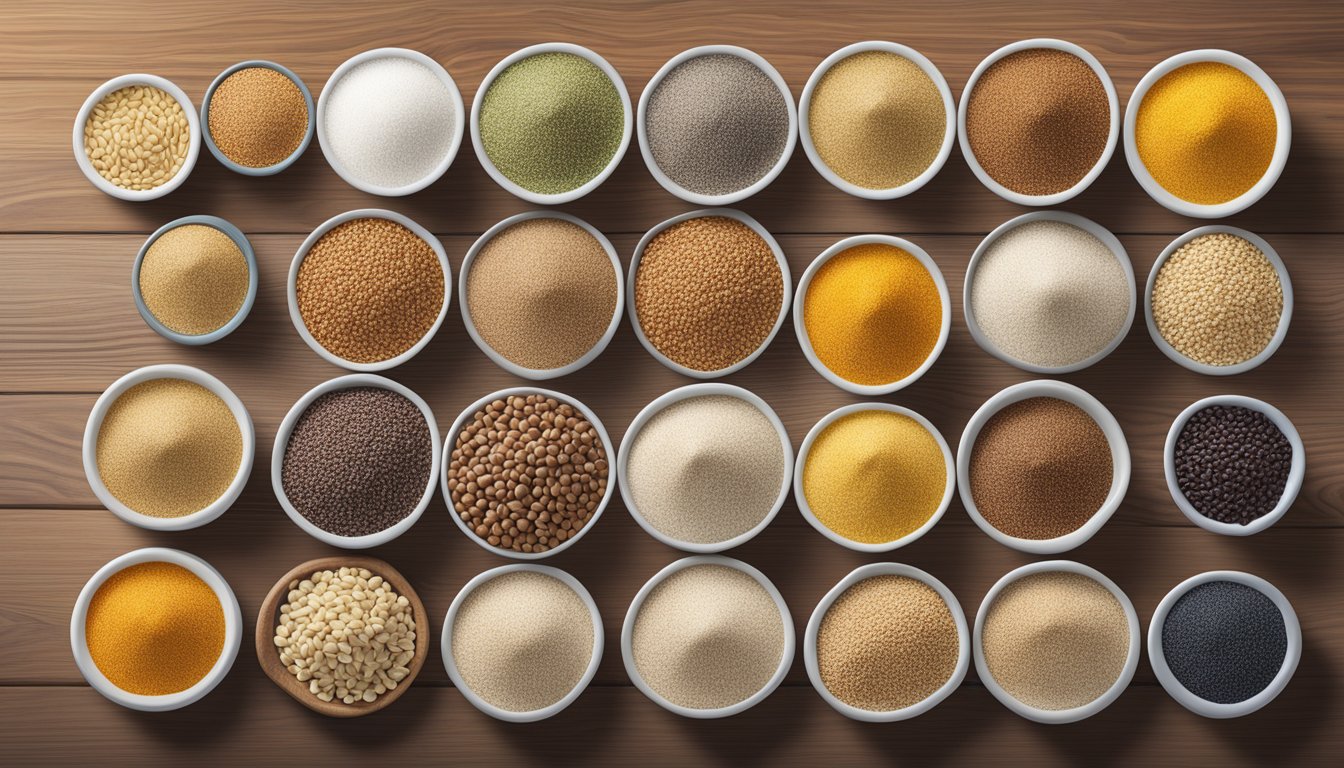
74 41 1290 217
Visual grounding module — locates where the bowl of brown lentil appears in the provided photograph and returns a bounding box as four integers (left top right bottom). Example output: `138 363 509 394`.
72 73 201 201
1144 226 1292 376
132 215 258 345
201 60 314 176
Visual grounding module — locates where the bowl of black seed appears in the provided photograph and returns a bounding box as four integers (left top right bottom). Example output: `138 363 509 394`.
272 374 440 548
1164 395 1304 535
1147 570 1301 718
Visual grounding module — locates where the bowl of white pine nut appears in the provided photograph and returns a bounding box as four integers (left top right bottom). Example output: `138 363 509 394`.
73 73 202 201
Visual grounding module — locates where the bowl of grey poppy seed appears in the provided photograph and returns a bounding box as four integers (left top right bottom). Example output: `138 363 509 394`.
272 374 441 548
1163 395 1304 536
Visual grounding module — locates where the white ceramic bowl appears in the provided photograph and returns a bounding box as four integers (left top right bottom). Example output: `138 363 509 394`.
628 208 792 379
1147 570 1301 718
441 387 615 560
459 211 624 380
957 39 1119 206
316 48 465 196
1163 395 1304 536
1144 226 1292 376
70 547 243 711
72 74 202 201
617 383 793 553
957 379 1130 554
621 555 795 718
804 563 969 721
794 234 950 396
794 403 955 552
964 211 1136 374
974 560 1140 724
798 41 956 200
288 208 451 372
471 43 632 205
1124 50 1291 218
132 215 259 346
271 374 440 549
82 364 254 531
441 564 603 722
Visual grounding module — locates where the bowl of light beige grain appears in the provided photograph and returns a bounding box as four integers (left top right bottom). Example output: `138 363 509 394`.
73 74 201 201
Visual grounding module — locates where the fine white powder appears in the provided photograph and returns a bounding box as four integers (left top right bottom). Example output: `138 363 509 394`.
323 56 456 189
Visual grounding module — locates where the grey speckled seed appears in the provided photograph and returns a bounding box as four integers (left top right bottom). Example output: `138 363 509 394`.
1161 580 1287 704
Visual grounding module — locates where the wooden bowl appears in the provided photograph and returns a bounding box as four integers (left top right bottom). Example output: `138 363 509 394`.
255 555 430 718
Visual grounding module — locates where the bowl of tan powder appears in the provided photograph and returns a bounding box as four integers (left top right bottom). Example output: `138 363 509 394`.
82 364 254 531
73 73 201 201
201 60 314 176
133 216 257 345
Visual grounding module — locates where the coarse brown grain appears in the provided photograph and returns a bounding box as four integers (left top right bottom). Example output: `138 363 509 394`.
448 393 609 554
208 66 309 168
296 217 445 364
138 224 250 336
634 216 783 372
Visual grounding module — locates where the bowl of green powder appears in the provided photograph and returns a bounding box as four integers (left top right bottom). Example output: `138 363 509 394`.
472 43 632 205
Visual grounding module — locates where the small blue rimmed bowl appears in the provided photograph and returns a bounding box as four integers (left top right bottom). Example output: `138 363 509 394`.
201 60 315 176
133 215 258 345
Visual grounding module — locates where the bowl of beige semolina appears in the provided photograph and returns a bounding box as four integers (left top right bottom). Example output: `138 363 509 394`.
74 74 201 201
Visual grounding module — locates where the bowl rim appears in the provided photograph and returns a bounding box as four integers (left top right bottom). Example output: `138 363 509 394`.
458 210 625 380
1147 570 1301 718
70 547 243 711
616 382 793 553
288 208 452 372
271 373 441 549
627 208 792 379
803 563 969 721
201 59 316 176
956 38 1120 207
1143 226 1293 376
956 379 1131 554
636 44 799 206
1162 395 1305 536
793 234 951 395
798 40 956 200
81 364 255 531
72 73 202 201
470 42 633 205
440 386 616 560
132 215 259 345
793 403 955 552
620 555 795 718
315 47 466 196
440 563 604 722
973 559 1141 724
1123 49 1292 219
963 210 1137 374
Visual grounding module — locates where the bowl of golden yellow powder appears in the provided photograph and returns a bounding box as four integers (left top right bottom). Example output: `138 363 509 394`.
73 74 201 201
82 364 254 530
133 216 257 344
71 547 242 711
1125 49 1290 218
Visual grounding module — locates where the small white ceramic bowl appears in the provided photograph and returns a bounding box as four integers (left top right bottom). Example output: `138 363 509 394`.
441 387 615 560
794 234 950 396
1124 50 1291 218
794 403 955 552
957 39 1119 207
964 211 1136 374
1144 226 1292 376
441 563 603 722
289 208 451 372
617 383 793 553
82 365 254 531
1148 570 1301 718
621 555 795 718
459 211 624 380
974 560 1140 724
202 60 315 176
72 74 202 201
70 547 243 711
799 41 956 200
804 563 969 721
628 208 792 379
637 45 797 206
1163 395 1304 536
471 43 632 205
132 215 259 346
316 48 465 196
957 379 1130 554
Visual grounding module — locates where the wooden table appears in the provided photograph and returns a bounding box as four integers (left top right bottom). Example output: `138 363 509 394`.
1 1 1340 764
